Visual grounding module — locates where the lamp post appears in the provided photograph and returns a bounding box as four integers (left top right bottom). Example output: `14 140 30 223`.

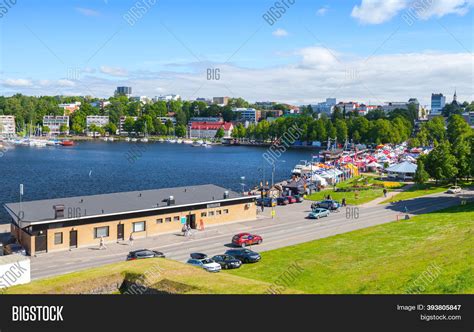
240 176 246 195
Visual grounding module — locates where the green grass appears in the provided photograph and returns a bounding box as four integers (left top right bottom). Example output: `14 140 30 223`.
3 256 301 295
227 203 474 294
306 176 404 205
381 181 473 204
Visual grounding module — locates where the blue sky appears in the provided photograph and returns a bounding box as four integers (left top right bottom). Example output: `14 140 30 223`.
0 0 473 105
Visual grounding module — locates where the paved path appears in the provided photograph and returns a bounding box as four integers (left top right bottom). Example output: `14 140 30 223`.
29 189 473 280
360 183 415 207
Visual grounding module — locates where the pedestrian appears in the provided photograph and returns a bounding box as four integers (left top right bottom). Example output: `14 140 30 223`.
129 233 134 246
99 236 106 250
261 202 265 212
182 224 187 236
342 198 346 207
383 188 387 197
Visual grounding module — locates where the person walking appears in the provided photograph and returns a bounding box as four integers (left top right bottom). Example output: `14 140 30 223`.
129 233 134 246
383 188 387 197
341 197 346 207
182 224 187 236
99 236 106 250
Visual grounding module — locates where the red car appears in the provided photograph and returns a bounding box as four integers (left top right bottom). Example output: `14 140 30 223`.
232 233 263 247
286 196 297 204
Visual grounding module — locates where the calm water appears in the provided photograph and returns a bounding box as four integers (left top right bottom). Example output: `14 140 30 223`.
0 142 315 223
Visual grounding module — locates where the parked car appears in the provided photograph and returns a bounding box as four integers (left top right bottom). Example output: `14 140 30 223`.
3 244 27 256
256 197 277 207
311 200 340 211
225 249 261 263
446 186 461 194
276 197 289 205
127 249 165 261
286 196 297 204
307 208 330 219
186 257 221 272
190 252 208 259
293 194 304 203
232 233 263 247
212 255 242 269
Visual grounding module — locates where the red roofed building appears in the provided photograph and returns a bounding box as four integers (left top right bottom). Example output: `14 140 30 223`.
189 121 233 139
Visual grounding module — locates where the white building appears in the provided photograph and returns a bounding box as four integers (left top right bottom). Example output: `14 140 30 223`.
153 94 180 102
43 116 69 135
131 96 150 104
233 108 260 123
382 102 409 113
312 98 337 114
157 116 176 125
119 116 138 135
0 115 16 137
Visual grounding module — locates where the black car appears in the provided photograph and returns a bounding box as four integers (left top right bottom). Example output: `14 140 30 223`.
126 249 165 261
212 254 242 269
190 252 208 259
224 249 261 263
276 197 289 205
3 244 27 256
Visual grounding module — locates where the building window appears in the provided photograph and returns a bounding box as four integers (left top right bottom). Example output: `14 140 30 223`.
173 216 180 222
54 232 63 245
201 212 207 217
156 218 163 224
133 221 146 232
165 217 172 223
209 211 215 217
94 226 109 239
223 209 229 214
216 210 222 215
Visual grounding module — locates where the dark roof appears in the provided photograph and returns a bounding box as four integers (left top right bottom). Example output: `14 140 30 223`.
4 184 248 225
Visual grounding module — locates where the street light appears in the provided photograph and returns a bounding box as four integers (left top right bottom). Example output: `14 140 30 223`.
240 176 246 195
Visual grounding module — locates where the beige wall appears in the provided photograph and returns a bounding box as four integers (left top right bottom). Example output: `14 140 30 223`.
40 202 256 253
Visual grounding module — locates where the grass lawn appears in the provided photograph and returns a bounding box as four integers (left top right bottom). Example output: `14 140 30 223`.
380 181 474 204
227 203 474 294
3 257 301 295
306 176 404 205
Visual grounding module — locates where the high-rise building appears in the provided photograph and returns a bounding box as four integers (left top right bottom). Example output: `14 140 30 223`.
431 93 446 115
115 86 132 97
0 115 16 137
233 108 261 124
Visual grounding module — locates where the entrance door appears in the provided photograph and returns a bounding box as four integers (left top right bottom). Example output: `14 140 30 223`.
35 232 47 253
187 214 196 229
69 230 78 248
117 224 124 241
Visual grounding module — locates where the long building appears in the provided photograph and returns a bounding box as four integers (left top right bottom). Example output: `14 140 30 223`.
4 184 257 255
42 116 69 135
189 121 233 138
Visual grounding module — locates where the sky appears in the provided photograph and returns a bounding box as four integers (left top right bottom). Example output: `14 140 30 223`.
0 0 473 106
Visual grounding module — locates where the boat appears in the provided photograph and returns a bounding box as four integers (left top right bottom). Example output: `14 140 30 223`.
131 138 138 142
158 138 164 143
140 122 149 142
125 137 131 142
108 137 114 142
169 139 177 144
61 140 74 146
183 139 193 144
176 139 183 144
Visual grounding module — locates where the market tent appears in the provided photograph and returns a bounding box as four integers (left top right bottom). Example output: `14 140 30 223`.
367 161 383 168
385 161 417 180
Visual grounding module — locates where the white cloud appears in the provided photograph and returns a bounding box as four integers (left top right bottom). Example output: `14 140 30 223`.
100 66 129 77
58 79 76 87
2 79 33 87
351 0 407 24
351 0 473 24
316 5 329 16
412 0 473 19
75 7 100 17
272 28 289 37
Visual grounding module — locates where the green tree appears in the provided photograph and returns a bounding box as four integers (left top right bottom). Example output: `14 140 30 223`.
424 141 458 183
104 122 117 135
59 124 69 134
215 127 225 139
414 159 429 184
42 126 51 135
123 117 136 135
175 124 187 138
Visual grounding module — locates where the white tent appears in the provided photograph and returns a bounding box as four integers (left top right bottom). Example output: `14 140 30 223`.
385 161 417 180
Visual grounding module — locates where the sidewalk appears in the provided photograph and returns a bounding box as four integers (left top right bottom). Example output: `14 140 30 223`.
360 183 414 207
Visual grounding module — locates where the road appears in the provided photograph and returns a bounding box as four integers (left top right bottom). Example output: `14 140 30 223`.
29 189 473 280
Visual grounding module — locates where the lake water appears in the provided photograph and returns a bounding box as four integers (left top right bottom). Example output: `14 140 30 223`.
0 142 315 223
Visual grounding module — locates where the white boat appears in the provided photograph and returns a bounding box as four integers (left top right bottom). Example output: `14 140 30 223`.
108 137 114 142
183 139 193 144
196 140 204 145
177 139 183 144
141 138 149 143
125 137 131 142
158 138 165 143
169 139 177 144
131 138 138 142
